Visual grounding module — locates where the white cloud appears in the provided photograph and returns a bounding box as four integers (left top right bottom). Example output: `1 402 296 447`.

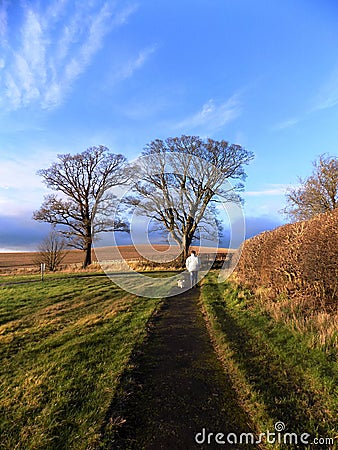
310 66 338 112
244 184 290 197
4 74 21 109
0 1 139 110
273 65 338 131
0 0 9 44
116 44 158 81
272 117 300 131
0 150 59 217
111 3 139 27
44 0 70 23
1 158 45 191
175 95 242 133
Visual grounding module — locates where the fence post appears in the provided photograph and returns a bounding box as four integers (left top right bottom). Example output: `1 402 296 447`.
41 263 45 282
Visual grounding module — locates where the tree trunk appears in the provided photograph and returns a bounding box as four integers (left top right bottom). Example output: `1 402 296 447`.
83 241 92 268
181 234 192 268
82 218 93 268
83 222 93 268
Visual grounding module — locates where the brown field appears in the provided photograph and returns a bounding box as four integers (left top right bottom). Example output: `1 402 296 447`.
0 244 228 271
0 248 86 269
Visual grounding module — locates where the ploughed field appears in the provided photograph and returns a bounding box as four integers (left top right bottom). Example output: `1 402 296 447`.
0 245 226 270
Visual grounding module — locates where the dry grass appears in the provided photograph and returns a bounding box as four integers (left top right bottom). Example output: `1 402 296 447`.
201 272 338 446
252 291 338 351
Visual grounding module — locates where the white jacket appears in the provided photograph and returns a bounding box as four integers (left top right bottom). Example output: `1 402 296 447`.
186 254 200 272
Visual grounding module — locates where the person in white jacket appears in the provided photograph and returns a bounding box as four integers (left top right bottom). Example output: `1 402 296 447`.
185 250 200 288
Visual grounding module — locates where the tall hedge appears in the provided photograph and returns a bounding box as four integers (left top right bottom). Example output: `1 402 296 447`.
235 210 338 307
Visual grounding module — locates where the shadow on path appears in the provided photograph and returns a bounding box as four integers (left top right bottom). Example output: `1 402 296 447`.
99 287 258 450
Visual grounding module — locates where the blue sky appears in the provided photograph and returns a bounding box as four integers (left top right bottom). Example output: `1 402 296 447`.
1 0 338 251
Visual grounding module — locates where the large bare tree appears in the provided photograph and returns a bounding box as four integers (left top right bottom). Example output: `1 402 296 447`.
33 146 129 267
127 135 254 263
284 154 338 222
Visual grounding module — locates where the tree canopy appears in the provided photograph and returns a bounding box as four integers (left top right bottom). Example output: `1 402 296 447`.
283 154 338 222
33 146 129 267
126 135 254 263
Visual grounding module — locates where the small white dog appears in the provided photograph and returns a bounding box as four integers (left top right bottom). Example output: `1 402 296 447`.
177 278 186 288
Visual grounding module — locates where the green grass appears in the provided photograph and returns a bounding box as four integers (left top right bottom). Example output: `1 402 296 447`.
0 270 104 284
0 275 163 450
200 271 337 449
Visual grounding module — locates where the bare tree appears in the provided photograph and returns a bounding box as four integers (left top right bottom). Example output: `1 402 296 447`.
33 146 129 268
284 154 338 222
34 230 67 271
126 135 254 263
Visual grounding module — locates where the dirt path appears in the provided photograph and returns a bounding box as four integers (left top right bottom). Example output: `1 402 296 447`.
100 286 258 449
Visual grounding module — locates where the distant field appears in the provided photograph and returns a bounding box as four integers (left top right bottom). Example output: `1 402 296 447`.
0 244 228 270
0 274 164 450
0 248 87 269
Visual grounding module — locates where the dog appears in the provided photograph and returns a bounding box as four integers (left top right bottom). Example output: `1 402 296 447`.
177 278 186 288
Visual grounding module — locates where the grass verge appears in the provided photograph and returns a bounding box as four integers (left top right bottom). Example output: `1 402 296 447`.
200 271 337 449
0 275 163 450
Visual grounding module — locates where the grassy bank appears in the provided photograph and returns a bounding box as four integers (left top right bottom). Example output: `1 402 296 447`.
200 272 337 449
0 275 163 450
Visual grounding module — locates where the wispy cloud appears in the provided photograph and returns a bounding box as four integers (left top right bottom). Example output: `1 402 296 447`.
116 44 158 81
175 95 242 133
310 66 338 112
0 1 139 110
0 0 9 44
272 117 301 131
111 3 139 27
244 184 290 197
273 65 338 131
0 149 62 220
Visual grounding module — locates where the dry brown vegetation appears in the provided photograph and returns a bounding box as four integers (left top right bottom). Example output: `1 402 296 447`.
234 209 338 350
